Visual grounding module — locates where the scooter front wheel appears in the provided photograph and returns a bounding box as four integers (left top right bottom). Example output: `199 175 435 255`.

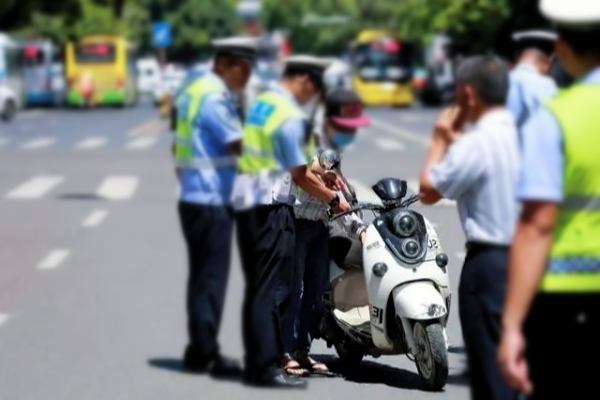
413 321 448 391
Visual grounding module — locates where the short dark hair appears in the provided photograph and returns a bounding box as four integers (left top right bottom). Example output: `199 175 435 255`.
282 66 323 91
557 26 600 58
456 55 509 106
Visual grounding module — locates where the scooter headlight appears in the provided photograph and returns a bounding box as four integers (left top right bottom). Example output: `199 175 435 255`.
392 211 417 237
401 238 421 258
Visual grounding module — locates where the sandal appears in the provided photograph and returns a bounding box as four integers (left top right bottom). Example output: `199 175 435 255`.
297 356 338 377
282 355 310 377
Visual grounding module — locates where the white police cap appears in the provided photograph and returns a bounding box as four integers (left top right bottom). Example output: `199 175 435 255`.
211 36 261 62
541 0 600 27
512 30 557 42
283 55 334 73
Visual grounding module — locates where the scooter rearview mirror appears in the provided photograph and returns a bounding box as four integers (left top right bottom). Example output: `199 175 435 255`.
319 149 341 171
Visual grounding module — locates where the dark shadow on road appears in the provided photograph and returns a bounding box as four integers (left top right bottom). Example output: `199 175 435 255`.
448 345 465 354
447 372 469 386
58 193 105 201
312 354 429 391
147 358 243 383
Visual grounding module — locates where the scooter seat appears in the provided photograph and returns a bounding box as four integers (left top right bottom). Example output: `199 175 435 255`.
333 306 371 327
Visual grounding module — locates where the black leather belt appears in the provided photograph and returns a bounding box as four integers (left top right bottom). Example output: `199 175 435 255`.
465 241 510 253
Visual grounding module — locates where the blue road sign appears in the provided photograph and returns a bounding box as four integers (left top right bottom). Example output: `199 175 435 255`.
152 22 171 48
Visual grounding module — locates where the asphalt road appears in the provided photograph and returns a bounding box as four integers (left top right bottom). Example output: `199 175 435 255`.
0 102 470 400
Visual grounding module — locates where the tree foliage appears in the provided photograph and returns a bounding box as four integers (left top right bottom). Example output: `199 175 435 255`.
0 0 548 62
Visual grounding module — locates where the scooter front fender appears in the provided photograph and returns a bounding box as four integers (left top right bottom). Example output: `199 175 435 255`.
392 281 447 320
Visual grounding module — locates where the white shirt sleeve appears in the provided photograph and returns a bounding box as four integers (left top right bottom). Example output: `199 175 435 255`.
427 135 486 200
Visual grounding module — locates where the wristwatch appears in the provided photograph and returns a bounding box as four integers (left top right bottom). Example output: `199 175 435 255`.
328 193 340 208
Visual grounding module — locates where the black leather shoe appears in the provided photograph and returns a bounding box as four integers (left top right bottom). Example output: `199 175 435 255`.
209 354 242 378
244 368 308 389
183 351 242 378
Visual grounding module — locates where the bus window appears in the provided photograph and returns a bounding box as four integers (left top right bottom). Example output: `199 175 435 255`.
5 46 21 77
352 40 414 82
75 43 116 64
21 46 46 67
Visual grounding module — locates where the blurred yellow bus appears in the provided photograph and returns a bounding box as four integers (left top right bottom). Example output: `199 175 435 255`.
350 30 416 107
65 35 138 107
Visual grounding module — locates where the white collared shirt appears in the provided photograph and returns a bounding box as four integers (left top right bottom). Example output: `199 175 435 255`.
427 109 521 245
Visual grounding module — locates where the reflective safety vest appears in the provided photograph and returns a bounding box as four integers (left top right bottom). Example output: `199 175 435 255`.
174 77 230 169
237 90 305 174
542 84 600 293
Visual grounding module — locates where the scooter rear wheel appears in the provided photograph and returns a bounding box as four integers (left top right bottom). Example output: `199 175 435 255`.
413 321 448 391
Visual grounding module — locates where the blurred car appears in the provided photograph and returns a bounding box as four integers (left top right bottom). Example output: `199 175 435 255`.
420 61 455 107
152 65 186 106
0 85 18 121
323 59 351 91
412 67 427 91
136 57 161 95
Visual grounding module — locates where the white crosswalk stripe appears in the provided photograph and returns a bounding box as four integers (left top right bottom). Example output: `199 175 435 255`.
20 137 56 149
76 137 107 150
373 137 405 151
96 176 139 200
125 137 158 150
6 176 64 199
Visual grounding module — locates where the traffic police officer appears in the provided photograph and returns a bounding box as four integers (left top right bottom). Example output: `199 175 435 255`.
506 29 558 128
174 36 259 377
282 89 370 377
231 55 350 388
498 1 600 398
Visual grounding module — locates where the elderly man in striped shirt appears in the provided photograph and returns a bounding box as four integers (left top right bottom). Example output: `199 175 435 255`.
419 55 520 400
281 89 370 377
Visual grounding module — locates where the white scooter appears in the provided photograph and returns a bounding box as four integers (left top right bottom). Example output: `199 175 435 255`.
316 166 451 390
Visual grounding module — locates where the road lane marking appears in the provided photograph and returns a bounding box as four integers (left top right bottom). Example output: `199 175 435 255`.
6 176 64 199
82 209 108 227
76 137 106 150
37 249 70 270
125 137 158 150
20 137 56 149
0 314 9 328
96 176 138 200
374 137 406 151
20 110 43 118
370 117 430 146
127 119 165 137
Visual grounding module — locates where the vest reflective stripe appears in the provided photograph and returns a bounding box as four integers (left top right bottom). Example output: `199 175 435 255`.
542 84 600 293
561 195 600 211
238 90 305 174
175 156 238 170
174 77 223 163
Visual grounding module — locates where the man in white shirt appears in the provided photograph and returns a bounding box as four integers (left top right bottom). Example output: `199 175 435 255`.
419 55 520 400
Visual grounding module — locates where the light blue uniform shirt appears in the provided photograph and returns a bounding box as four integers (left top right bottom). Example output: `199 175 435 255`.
517 67 600 203
179 71 242 206
269 83 308 172
506 64 558 128
230 84 308 209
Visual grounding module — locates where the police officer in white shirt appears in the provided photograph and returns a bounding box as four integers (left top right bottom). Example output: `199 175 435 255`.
232 55 351 388
506 29 558 128
419 55 520 400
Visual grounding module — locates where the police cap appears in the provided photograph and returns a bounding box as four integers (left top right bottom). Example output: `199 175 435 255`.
540 0 600 29
512 29 557 56
211 36 260 65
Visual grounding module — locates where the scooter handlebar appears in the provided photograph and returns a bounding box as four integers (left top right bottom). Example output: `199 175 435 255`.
327 193 420 221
